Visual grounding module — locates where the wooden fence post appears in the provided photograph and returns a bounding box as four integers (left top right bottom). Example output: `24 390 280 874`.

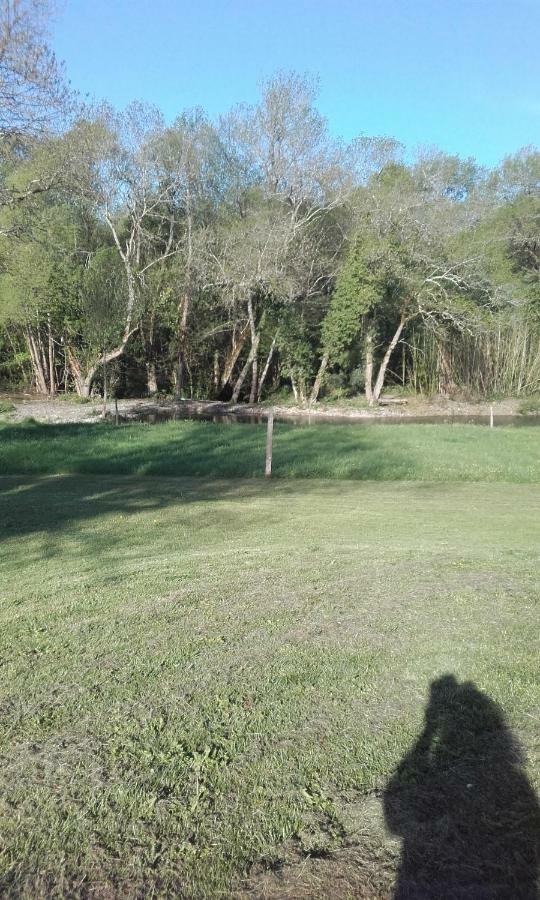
490 405 494 428
265 409 274 477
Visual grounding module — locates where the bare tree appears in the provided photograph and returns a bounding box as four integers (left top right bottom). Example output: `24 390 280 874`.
156 110 223 398
63 104 184 395
0 0 71 215
205 73 357 402
0 0 68 136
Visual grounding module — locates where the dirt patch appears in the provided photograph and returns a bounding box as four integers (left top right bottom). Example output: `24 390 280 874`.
240 848 394 899
238 794 396 899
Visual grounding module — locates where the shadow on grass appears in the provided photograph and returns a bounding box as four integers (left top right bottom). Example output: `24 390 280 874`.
0 473 263 551
0 417 418 555
384 675 540 899
0 467 373 549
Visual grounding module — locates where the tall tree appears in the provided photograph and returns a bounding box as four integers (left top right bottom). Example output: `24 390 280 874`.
315 162 495 404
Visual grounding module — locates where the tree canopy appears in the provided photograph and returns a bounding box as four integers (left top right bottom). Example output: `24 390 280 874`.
0 8 538 403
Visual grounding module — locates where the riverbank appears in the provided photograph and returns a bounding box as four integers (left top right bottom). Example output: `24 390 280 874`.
0 393 530 425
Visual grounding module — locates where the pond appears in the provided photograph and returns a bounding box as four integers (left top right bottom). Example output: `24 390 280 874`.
126 408 540 428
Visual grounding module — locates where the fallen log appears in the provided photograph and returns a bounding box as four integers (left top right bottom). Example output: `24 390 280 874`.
379 397 409 405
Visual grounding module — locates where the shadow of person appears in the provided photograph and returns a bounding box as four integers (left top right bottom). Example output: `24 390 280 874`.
383 675 540 899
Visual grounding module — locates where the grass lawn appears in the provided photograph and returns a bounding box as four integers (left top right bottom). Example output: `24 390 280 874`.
0 417 539 481
0 421 539 897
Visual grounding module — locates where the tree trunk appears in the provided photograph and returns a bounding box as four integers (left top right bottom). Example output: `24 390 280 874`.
76 373 93 398
213 350 220 395
365 332 374 405
257 333 278 402
437 341 457 397
67 328 137 398
290 371 299 403
249 355 258 404
221 322 250 389
232 296 261 404
309 352 329 404
372 317 406 403
67 348 99 398
146 361 158 395
175 291 190 399
102 351 108 416
247 295 258 404
26 329 48 394
66 346 84 395
47 315 56 396
517 331 528 395
141 314 158 396
231 333 260 403
176 200 193 400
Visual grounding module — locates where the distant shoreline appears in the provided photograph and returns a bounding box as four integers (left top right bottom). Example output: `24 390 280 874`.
1 394 531 425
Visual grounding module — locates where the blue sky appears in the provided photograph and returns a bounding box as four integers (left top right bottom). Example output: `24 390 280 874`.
53 0 539 166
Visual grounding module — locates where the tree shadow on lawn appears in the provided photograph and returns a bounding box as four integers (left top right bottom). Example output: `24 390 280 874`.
0 473 265 554
0 419 412 547
384 675 540 899
0 467 384 551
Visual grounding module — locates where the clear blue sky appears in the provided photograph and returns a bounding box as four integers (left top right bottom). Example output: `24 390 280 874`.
53 0 539 167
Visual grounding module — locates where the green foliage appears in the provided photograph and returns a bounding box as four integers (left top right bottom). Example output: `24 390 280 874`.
79 247 127 350
0 81 539 401
321 237 379 362
277 306 314 381
0 203 82 329
375 161 418 194
349 365 365 393
0 239 52 325
519 395 540 415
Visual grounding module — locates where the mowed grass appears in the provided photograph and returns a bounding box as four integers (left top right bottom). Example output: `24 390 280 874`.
0 423 539 896
0 417 539 481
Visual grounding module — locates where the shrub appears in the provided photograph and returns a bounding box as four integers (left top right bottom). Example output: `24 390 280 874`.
349 366 365 394
518 395 540 415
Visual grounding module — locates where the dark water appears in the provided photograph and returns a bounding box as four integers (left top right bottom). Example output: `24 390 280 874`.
127 409 540 428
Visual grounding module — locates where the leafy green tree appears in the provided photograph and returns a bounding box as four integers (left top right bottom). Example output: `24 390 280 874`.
314 161 495 404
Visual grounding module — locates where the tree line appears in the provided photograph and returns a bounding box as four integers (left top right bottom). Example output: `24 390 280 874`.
1 1 539 405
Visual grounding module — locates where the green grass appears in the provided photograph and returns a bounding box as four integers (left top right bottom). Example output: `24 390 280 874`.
1 423 539 896
0 417 539 481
